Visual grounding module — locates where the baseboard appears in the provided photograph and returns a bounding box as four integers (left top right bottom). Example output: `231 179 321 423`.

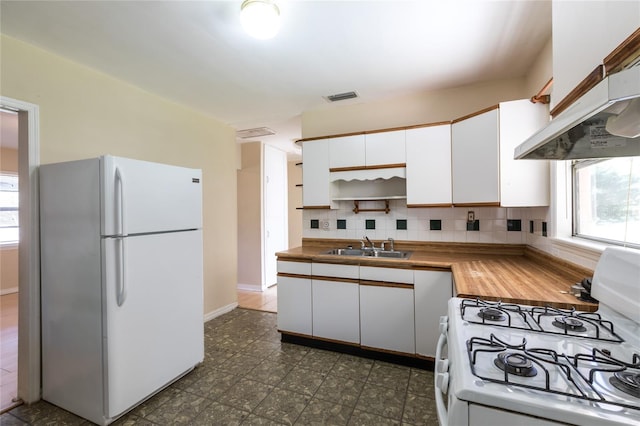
237 283 264 292
203 301 238 322
0 287 18 296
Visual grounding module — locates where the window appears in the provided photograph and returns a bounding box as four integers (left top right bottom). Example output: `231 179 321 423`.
0 173 19 245
573 157 639 247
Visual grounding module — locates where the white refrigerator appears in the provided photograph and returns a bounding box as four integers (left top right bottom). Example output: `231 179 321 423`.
40 155 204 425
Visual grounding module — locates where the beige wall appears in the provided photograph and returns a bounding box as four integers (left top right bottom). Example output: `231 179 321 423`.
1 147 18 173
0 35 238 316
287 160 302 248
1 147 19 294
237 142 263 289
302 77 530 138
525 37 553 101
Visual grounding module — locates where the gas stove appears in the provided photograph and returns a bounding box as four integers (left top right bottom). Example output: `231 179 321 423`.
435 247 640 426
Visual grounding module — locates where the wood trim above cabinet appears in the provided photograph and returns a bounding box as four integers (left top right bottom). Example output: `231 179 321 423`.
301 205 332 210
604 27 640 75
359 280 413 289
551 65 605 118
329 163 406 173
296 121 451 144
311 275 360 285
407 203 453 208
452 202 500 207
277 272 311 280
451 105 499 124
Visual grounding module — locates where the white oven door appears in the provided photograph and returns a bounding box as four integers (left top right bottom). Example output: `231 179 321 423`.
435 316 470 426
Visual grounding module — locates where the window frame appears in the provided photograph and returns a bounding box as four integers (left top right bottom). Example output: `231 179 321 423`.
571 157 640 249
0 172 19 246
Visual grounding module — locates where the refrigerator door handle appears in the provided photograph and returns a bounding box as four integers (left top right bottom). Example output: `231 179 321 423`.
116 236 127 306
115 167 126 236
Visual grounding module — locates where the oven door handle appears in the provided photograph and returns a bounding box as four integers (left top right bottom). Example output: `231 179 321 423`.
434 331 449 426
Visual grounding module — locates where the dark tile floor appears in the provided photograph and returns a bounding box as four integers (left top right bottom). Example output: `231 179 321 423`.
1 308 438 425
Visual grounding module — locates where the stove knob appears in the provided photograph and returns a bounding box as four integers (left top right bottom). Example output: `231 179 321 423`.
436 372 449 394
436 359 450 373
438 316 448 334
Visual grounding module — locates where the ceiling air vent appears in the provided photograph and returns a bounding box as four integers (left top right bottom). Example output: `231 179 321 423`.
236 127 276 139
325 91 358 102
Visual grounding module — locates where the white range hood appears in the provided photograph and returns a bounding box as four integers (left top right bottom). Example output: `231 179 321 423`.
515 66 640 160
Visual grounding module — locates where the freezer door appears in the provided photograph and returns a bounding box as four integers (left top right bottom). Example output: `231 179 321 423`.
101 155 202 236
103 230 204 419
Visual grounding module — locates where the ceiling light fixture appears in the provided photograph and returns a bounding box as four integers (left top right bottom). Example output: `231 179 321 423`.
240 0 281 40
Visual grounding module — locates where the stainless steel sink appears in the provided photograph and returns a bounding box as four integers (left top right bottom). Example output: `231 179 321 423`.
322 248 411 259
324 248 367 256
370 250 411 259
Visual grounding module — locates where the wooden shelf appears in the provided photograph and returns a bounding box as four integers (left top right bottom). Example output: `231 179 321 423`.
353 199 390 214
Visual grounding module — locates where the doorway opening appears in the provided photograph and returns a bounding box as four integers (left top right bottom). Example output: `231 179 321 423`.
0 97 41 412
0 108 20 411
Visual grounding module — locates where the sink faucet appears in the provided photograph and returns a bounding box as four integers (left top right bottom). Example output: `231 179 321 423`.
363 235 375 250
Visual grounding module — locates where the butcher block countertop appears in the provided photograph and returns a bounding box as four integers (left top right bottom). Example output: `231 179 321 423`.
277 239 598 312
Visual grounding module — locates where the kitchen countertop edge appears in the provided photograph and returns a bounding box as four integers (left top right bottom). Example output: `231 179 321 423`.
276 240 597 312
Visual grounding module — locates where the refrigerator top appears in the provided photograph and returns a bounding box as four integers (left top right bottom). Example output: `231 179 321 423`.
101 155 203 237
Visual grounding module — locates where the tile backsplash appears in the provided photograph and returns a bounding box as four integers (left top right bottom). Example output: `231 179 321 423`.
303 200 551 248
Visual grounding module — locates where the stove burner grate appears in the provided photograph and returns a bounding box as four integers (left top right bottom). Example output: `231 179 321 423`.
495 352 537 377
478 307 506 322
610 372 640 398
552 316 587 332
466 334 640 411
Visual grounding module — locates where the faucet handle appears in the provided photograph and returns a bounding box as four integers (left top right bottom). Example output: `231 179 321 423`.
387 237 394 251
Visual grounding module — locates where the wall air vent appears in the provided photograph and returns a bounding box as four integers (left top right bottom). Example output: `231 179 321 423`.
325 91 359 102
236 127 276 139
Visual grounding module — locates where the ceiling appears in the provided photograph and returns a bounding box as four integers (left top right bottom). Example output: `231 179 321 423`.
0 1 552 158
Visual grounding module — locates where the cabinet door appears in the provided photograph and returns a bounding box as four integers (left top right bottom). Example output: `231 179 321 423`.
452 108 499 205
365 130 406 166
406 125 452 206
302 140 330 207
277 275 312 335
360 266 413 284
312 278 360 344
329 135 365 169
499 100 550 207
359 284 415 354
414 270 452 357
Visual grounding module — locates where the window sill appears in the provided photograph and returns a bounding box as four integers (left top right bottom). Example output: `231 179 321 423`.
0 242 19 249
550 236 605 269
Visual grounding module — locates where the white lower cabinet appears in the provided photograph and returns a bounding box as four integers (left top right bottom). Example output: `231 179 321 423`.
277 261 312 335
359 283 415 354
414 270 452 357
312 278 360 344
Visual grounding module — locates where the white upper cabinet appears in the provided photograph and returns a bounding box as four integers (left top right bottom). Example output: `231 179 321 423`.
552 1 640 109
329 131 406 169
302 139 331 207
329 135 365 169
452 108 500 205
452 101 550 207
499 100 550 207
365 130 406 166
405 124 452 206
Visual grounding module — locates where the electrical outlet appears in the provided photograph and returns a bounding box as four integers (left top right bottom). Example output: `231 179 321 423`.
467 211 475 222
321 219 330 230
